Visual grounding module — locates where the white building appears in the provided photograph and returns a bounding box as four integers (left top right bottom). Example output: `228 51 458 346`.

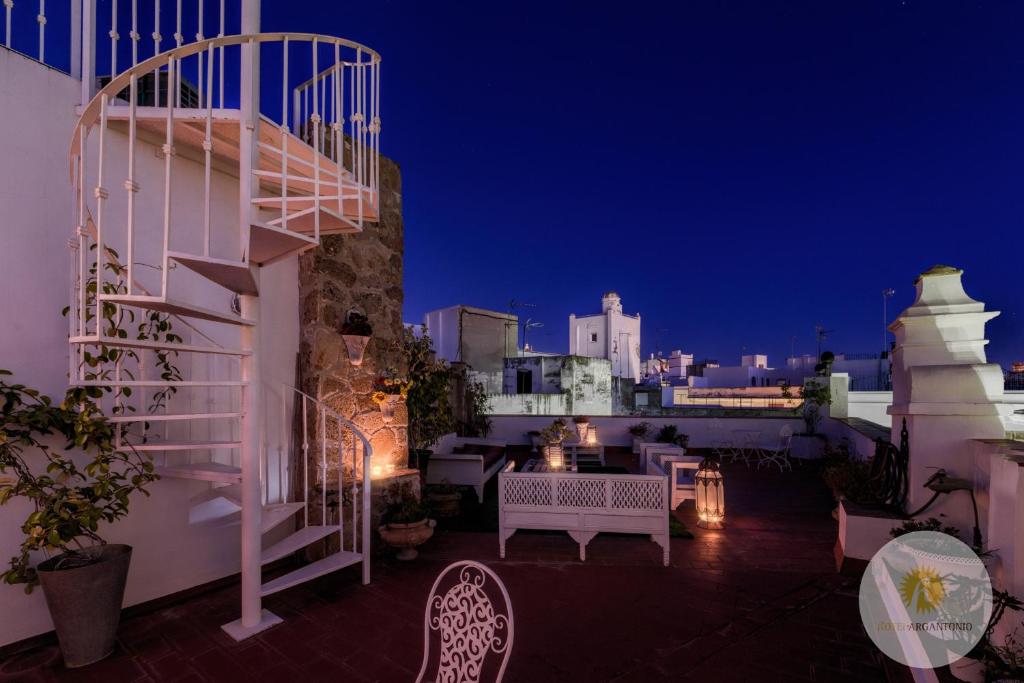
423 305 518 393
569 291 641 381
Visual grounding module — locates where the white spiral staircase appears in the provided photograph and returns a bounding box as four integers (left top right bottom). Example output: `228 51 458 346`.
64 11 382 639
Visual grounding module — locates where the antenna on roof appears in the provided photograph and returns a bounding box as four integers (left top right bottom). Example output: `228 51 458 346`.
815 324 835 359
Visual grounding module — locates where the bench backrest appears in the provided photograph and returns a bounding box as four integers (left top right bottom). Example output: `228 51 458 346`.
499 472 667 515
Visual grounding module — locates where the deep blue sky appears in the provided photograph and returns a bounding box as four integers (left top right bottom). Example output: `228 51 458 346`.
265 0 1022 368
24 1 1022 368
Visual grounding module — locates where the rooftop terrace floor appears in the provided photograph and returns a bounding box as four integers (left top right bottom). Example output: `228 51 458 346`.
2 452 909 682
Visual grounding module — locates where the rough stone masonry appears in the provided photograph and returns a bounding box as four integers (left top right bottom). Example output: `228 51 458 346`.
297 153 407 482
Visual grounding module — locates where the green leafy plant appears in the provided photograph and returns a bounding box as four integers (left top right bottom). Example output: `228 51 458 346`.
63 247 184 427
655 424 689 448
798 379 831 435
821 456 877 505
339 311 373 337
0 371 158 590
452 364 492 438
890 517 961 540
539 418 571 445
628 422 653 438
402 328 453 452
380 480 429 525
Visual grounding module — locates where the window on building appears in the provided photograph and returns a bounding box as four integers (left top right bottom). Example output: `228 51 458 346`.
516 369 533 394
590 332 598 343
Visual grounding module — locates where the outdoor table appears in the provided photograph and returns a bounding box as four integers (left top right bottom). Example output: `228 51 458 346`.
521 458 576 473
563 442 606 468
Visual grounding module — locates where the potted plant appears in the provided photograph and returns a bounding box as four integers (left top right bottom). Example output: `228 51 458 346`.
655 424 689 449
0 372 159 667
378 481 435 560
372 370 411 423
628 422 653 454
539 418 572 469
339 310 373 366
527 430 542 453
403 327 454 473
950 589 1023 682
425 480 461 519
791 378 831 459
572 415 590 442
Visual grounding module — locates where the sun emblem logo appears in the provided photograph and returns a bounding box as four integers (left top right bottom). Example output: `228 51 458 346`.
899 565 946 613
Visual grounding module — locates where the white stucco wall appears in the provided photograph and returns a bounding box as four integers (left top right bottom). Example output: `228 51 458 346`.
0 49 299 646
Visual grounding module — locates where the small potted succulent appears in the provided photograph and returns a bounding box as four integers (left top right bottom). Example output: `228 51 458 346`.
572 415 590 442
339 310 373 366
628 422 653 454
425 479 462 519
378 481 435 560
372 370 411 422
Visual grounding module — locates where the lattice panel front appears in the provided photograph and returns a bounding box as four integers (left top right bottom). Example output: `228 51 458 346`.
556 478 606 508
503 478 552 506
611 479 663 510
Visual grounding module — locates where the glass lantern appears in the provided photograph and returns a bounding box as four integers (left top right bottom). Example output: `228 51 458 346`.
544 444 564 471
695 457 725 529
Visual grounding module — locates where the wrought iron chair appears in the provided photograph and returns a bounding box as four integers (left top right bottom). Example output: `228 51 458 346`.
756 424 794 472
417 560 514 683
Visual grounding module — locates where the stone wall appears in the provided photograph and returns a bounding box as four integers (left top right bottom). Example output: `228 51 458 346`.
297 153 407 477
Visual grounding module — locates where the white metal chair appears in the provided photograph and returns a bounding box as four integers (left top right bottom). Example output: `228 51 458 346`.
417 561 514 683
756 425 793 472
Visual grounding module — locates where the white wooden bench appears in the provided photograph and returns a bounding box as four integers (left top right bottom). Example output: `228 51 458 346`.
498 463 670 566
426 434 508 503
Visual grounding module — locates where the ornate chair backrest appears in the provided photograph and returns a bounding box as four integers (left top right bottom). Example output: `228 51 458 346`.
778 424 794 449
416 560 514 683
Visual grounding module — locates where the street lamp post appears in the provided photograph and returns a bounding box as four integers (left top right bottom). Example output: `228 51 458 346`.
882 288 895 355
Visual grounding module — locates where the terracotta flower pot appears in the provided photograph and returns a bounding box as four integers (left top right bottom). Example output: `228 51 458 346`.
379 518 435 560
37 544 132 668
341 334 371 366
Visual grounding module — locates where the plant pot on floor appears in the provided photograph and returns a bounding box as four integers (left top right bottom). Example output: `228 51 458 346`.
379 519 436 560
790 434 827 460
37 544 132 668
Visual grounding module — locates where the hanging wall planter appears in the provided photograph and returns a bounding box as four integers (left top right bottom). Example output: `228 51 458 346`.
339 310 373 367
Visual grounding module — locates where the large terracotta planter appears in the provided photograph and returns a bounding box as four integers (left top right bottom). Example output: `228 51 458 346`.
37 544 132 668
341 334 371 366
379 518 435 560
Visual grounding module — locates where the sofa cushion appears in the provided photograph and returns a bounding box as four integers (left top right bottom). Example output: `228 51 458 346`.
481 446 506 471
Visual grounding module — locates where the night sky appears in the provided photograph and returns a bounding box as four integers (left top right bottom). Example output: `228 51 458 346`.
267 0 1024 367
20 1 1024 368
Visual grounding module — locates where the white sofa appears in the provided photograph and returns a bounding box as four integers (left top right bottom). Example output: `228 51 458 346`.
498 464 670 566
645 452 704 510
426 434 508 503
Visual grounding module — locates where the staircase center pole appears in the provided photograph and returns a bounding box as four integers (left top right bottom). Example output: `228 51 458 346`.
223 0 280 641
